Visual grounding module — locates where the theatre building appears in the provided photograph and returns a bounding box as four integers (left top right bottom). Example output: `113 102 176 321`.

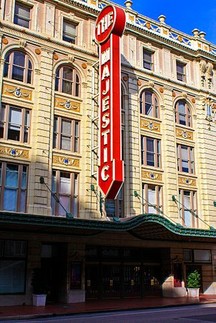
1 0 216 306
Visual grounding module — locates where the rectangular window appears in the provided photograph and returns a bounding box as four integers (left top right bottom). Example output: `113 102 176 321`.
141 136 161 168
105 186 124 218
142 183 162 214
0 162 28 212
176 61 186 82
177 144 194 173
0 240 27 294
53 116 80 152
51 170 79 217
63 19 77 44
143 49 153 70
0 104 30 143
179 190 197 227
194 250 211 263
184 249 211 263
14 2 31 28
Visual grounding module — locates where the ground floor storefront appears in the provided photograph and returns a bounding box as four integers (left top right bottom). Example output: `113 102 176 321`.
0 212 216 306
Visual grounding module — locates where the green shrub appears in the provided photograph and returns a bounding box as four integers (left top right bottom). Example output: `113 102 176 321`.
187 270 201 288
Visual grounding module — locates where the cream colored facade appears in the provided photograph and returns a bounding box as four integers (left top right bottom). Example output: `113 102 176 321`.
1 0 216 306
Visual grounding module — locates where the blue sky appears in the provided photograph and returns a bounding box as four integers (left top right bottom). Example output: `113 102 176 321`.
112 0 216 44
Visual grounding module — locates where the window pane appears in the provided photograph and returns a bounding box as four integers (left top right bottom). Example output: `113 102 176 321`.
63 67 72 80
14 3 30 28
21 167 27 189
14 52 25 66
73 174 79 217
3 189 17 211
8 108 21 141
105 200 115 217
20 191 26 212
61 119 71 135
4 240 27 257
12 66 24 82
52 172 57 193
0 105 5 138
145 92 153 115
147 138 154 151
143 50 152 70
194 250 211 263
59 173 70 194
74 121 79 152
6 165 18 187
0 260 25 294
147 153 154 166
59 196 69 216
183 191 191 227
63 20 76 43
62 80 72 94
61 136 70 150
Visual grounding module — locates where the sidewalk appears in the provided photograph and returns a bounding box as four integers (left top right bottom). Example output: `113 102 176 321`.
0 295 216 321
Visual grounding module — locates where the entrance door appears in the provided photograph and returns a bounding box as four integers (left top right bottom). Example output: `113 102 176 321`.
41 243 67 303
123 264 141 298
86 264 99 299
142 265 162 296
101 264 121 298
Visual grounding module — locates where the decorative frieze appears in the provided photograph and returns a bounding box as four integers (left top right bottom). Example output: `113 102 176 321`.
52 154 80 169
3 83 32 101
176 126 193 141
0 146 29 159
142 169 163 182
178 175 196 188
54 96 81 113
140 116 160 133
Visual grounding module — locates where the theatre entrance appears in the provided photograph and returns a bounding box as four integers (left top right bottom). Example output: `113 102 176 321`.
85 246 169 299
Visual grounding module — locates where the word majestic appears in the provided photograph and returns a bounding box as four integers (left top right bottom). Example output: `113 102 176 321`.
95 5 126 199
100 48 111 181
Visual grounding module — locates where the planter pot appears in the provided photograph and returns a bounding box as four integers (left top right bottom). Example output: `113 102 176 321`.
33 294 47 306
187 288 200 298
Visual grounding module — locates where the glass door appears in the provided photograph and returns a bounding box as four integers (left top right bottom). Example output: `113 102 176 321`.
123 264 141 298
101 264 121 298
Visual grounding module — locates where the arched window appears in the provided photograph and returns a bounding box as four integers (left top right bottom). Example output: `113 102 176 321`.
4 50 33 84
175 100 191 127
140 89 159 118
55 65 80 96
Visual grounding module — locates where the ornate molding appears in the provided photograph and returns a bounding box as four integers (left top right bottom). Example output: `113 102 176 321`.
54 96 81 112
0 146 29 159
3 83 32 101
52 154 80 168
140 117 160 132
178 175 196 187
142 169 163 182
176 127 193 140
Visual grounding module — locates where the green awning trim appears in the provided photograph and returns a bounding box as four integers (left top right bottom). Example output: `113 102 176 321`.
0 211 216 238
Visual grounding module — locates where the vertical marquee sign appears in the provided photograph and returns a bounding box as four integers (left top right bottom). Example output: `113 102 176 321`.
95 5 126 199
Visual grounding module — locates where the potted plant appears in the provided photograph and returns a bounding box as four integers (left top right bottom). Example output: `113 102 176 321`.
187 270 201 298
31 268 47 306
